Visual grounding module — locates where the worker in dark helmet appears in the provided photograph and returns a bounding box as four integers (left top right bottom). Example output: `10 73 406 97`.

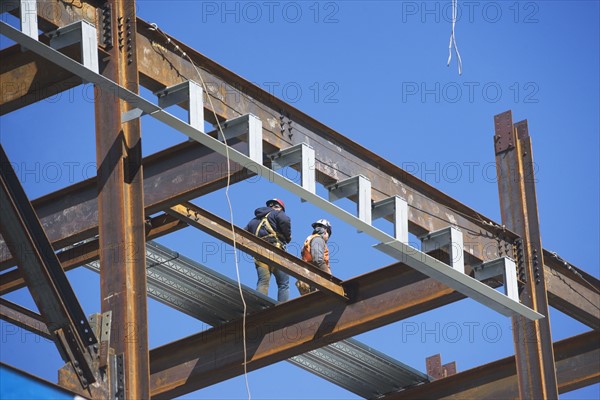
245 198 292 302
296 219 332 295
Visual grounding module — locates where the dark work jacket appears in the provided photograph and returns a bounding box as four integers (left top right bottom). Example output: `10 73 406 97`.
245 207 292 245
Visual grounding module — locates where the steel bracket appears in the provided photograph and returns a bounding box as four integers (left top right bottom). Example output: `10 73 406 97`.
55 326 95 388
420 226 464 274
110 353 126 400
327 175 372 225
155 80 204 131
219 114 263 164
474 257 519 301
372 196 408 243
48 20 99 74
0 0 38 39
98 311 112 369
269 143 316 197
494 110 515 154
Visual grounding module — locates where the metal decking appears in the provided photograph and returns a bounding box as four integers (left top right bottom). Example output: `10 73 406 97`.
86 241 429 398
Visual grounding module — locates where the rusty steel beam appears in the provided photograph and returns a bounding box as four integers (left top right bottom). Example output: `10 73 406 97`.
0 298 52 340
148 263 460 398
0 138 249 271
385 330 599 399
0 38 83 115
495 111 558 399
167 203 347 299
0 144 97 387
543 251 600 330
95 1 149 395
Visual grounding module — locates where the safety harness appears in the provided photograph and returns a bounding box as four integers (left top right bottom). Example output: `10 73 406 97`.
255 212 284 248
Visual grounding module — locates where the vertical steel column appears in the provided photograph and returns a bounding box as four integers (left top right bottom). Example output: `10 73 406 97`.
494 111 558 399
95 0 149 398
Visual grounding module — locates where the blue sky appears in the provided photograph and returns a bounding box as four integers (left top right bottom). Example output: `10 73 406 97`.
1 1 599 399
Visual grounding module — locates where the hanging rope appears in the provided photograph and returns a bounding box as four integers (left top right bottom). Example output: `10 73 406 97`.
447 0 463 75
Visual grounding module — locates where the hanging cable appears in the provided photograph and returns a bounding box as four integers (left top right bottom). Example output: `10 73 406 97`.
149 23 252 400
447 0 463 75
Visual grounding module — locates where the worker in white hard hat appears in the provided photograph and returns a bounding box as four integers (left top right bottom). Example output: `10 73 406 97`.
245 198 292 302
296 219 332 295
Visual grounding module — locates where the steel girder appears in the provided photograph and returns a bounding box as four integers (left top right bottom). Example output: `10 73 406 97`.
147 263 456 398
384 330 599 399
167 202 347 299
3 294 597 399
1 213 185 295
0 137 250 272
0 298 52 340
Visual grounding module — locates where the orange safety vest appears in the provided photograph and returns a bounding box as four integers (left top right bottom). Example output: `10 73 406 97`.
301 233 329 267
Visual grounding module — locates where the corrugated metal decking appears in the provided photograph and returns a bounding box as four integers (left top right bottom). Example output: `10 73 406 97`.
86 241 430 398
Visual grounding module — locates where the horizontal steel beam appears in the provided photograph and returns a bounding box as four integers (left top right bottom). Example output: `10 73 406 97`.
543 251 599 330
0 137 249 271
148 263 461 398
1 213 186 295
167 203 347 299
384 330 600 399
0 298 52 340
0 38 83 115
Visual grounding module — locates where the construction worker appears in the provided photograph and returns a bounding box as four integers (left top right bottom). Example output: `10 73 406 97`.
296 219 332 295
245 198 292 302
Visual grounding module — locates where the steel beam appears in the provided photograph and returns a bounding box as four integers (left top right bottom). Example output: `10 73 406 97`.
0 144 97 387
384 330 599 399
167 203 347 299
495 111 558 399
0 137 249 271
543 251 600 330
0 298 52 340
0 38 84 115
147 263 462 398
94 1 149 397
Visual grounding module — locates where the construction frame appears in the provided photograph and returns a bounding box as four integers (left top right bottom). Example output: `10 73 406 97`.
0 1 598 399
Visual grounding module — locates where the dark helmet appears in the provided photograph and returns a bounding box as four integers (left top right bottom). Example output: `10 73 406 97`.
312 219 332 237
266 198 286 212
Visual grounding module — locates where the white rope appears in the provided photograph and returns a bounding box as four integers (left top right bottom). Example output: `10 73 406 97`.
447 0 463 75
150 24 252 400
